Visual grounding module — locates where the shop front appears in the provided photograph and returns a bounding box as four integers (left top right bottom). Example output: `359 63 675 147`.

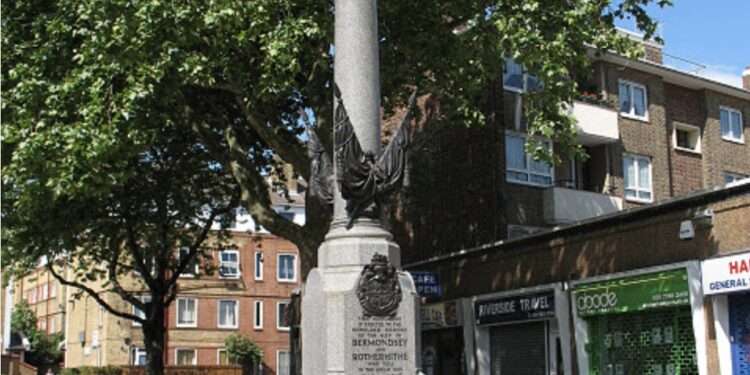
420 300 466 375
702 251 750 375
473 284 572 375
572 263 707 375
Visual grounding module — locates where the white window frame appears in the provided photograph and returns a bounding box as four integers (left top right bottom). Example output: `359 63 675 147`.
132 295 152 327
217 299 239 329
177 247 199 278
219 249 241 279
622 153 653 203
277 350 291 375
277 301 290 331
175 348 197 366
40 283 48 300
618 79 649 121
254 251 264 281
720 106 744 143
503 57 539 94
176 297 198 328
48 316 56 333
217 349 230 365
277 253 297 283
254 300 264 330
504 131 554 187
672 123 702 154
132 347 148 366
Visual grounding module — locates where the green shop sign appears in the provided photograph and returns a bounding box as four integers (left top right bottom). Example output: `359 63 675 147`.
574 268 690 317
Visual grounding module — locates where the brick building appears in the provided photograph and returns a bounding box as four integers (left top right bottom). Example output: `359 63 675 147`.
397 33 750 265
10 265 66 338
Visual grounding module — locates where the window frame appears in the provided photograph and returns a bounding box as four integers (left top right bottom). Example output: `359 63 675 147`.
672 123 702 154
618 79 649 122
276 253 297 283
132 347 148 366
217 299 239 329
177 247 199 278
502 57 540 94
218 249 241 279
132 295 152 327
254 251 264 281
720 106 745 143
622 153 654 203
217 349 237 365
175 348 197 366
277 350 291 375
49 283 57 298
504 131 554 188
176 297 198 328
253 300 264 330
277 301 290 331
724 172 750 185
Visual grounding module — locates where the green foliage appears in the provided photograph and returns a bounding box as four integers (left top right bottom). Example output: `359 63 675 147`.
10 301 64 366
225 334 263 367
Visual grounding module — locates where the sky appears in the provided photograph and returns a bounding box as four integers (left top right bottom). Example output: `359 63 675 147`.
615 0 749 88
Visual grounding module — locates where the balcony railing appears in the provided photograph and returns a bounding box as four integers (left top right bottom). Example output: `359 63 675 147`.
572 101 619 146
543 186 623 225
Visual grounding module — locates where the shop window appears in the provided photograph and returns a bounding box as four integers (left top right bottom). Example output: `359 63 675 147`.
623 154 653 203
720 106 744 143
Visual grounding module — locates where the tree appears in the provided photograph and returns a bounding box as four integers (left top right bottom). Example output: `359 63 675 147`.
11 301 65 372
2 0 669 374
224 334 263 374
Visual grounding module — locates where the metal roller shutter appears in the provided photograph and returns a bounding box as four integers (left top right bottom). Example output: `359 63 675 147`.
490 321 547 375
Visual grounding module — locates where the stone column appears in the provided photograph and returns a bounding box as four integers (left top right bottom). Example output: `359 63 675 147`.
301 0 420 374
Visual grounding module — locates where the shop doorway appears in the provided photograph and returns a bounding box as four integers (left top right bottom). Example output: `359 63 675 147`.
489 321 547 375
421 327 465 375
730 292 750 375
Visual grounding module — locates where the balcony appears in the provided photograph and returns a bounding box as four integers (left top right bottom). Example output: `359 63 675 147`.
572 101 619 146
543 186 623 225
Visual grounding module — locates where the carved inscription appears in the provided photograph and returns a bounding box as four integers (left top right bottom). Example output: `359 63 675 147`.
350 315 409 374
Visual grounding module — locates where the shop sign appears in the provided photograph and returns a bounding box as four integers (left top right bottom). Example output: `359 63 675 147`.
474 291 555 325
573 268 689 317
421 301 460 329
410 271 442 298
702 252 750 295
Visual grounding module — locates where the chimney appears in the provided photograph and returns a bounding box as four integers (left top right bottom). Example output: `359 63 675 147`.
743 66 750 90
643 43 663 65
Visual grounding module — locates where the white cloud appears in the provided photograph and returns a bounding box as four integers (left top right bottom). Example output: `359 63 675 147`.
696 65 743 88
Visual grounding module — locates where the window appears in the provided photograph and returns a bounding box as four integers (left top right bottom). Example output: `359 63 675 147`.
277 301 290 331
219 250 240 278
132 348 148 366
175 349 197 366
40 283 48 300
49 316 56 333
39 317 47 331
673 124 701 153
49 283 57 298
28 288 37 304
720 106 744 143
503 57 540 93
623 154 653 203
178 247 199 277
176 298 197 327
254 252 264 281
505 133 553 186
277 351 291 375
132 295 152 327
725 172 749 185
618 80 648 120
279 212 295 222
254 301 264 330
217 349 236 365
217 300 238 329
277 254 296 282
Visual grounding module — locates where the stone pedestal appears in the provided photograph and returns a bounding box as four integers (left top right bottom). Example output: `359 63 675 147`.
302 221 420 374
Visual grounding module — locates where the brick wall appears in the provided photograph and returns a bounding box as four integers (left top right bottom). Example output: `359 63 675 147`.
664 83 706 196
701 91 750 187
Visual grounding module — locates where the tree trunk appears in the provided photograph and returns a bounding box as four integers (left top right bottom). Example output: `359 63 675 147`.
143 302 166 375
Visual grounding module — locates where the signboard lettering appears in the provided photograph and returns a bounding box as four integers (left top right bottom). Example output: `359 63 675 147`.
475 291 555 325
573 269 689 317
409 271 442 299
702 252 750 295
349 315 410 374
